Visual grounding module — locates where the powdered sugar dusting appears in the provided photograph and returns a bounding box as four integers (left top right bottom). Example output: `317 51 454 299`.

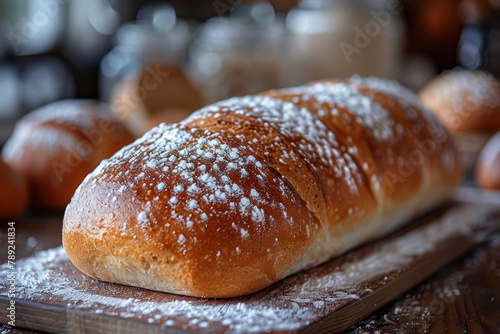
282 82 395 142
313 82 395 141
137 211 148 224
23 99 108 129
74 121 298 251
201 95 342 166
189 95 361 194
420 70 500 117
347 75 439 124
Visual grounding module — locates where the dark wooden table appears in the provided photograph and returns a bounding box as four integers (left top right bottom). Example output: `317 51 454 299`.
0 200 499 333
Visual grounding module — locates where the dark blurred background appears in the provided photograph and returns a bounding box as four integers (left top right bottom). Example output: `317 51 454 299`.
0 0 499 141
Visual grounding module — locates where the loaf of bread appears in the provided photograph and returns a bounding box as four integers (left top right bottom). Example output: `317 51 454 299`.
419 69 500 132
63 76 463 298
0 158 29 219
2 100 134 210
476 131 500 190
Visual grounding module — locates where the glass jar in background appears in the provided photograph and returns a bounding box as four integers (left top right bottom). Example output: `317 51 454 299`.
458 0 500 77
286 0 404 84
99 4 192 101
1 0 64 57
188 3 287 103
0 56 75 144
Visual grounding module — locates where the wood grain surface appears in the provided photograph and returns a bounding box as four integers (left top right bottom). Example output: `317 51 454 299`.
345 238 500 333
0 189 499 334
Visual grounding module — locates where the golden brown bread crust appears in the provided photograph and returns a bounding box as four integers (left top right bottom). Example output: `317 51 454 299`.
419 69 500 132
0 158 29 219
2 100 134 210
63 77 463 298
476 132 500 190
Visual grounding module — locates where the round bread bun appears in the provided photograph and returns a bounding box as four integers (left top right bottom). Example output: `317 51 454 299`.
2 99 134 210
111 62 206 137
419 69 500 132
476 131 500 190
0 158 29 219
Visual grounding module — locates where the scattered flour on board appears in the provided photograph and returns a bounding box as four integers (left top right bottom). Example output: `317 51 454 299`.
1 203 494 333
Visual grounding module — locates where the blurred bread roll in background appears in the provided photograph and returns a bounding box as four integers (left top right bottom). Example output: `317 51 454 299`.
2 100 134 210
111 62 206 137
476 131 500 190
419 69 500 132
419 69 500 169
0 158 29 219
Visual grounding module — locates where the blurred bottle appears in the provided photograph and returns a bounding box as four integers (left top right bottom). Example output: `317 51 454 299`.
286 0 404 84
0 0 63 56
402 0 463 71
188 2 288 102
0 0 75 129
100 3 192 100
458 0 500 77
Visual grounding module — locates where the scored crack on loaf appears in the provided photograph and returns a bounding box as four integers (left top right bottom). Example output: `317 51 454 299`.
63 76 463 298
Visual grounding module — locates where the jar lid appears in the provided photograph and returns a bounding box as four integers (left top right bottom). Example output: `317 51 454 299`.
115 20 190 56
299 0 346 10
114 3 191 58
299 0 388 10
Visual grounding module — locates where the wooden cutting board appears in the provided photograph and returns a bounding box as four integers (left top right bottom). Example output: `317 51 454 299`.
1 190 499 334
